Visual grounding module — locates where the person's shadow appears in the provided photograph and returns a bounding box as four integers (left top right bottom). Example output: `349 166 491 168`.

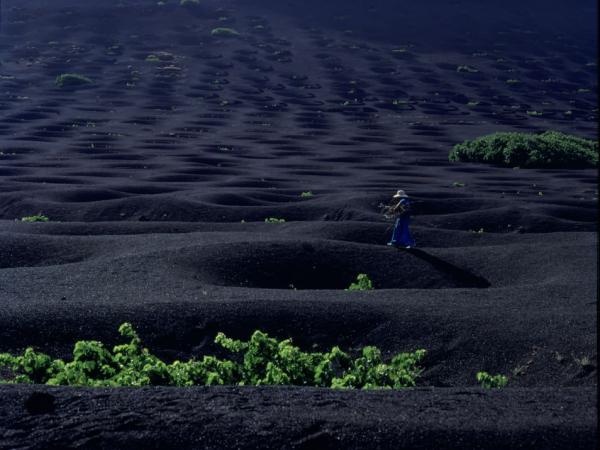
403 248 490 288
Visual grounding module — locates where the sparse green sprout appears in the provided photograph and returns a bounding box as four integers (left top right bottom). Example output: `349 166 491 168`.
452 181 465 188
180 0 200 6
145 54 161 63
456 65 479 73
526 110 543 117
55 73 93 88
21 215 49 223
449 131 598 168
264 217 285 224
574 355 593 369
211 27 240 37
0 323 426 389
300 191 314 198
346 274 374 291
467 101 480 107
476 371 508 389
505 79 520 85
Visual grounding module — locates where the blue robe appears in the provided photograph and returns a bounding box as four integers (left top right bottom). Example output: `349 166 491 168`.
389 198 415 248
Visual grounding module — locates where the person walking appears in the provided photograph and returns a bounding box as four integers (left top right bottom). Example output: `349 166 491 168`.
384 190 416 249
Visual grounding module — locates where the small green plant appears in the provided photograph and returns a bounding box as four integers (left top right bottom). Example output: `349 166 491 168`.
211 27 240 37
21 215 49 223
0 323 426 389
180 0 200 6
573 354 593 369
526 110 543 117
449 131 598 168
145 54 161 63
264 217 285 224
300 191 314 198
452 181 465 188
456 65 479 73
55 73 93 88
476 371 508 389
505 79 520 85
346 274 374 291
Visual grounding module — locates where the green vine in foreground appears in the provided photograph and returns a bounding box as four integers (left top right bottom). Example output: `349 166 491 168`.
0 323 426 389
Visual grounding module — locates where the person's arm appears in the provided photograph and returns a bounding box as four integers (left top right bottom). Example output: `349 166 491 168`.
385 201 403 218
392 200 407 213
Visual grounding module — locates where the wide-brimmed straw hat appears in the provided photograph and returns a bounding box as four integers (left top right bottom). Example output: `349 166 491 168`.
393 189 408 198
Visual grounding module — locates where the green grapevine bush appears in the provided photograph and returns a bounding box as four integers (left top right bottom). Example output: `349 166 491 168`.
55 73 93 88
476 371 508 389
21 215 49 223
449 131 597 168
0 323 426 389
264 217 285 224
346 274 374 291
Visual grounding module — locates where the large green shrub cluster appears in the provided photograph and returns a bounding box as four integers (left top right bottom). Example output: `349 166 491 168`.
0 323 426 389
449 131 597 168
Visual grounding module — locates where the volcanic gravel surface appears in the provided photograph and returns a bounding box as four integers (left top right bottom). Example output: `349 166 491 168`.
0 0 597 448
